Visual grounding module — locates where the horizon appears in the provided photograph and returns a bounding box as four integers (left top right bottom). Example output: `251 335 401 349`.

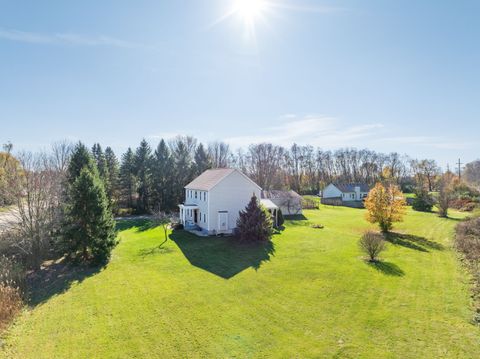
1 0 479 168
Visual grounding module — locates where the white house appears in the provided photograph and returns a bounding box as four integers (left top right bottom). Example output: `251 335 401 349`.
179 168 280 236
321 183 370 206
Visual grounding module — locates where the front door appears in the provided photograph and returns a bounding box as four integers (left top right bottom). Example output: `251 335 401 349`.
194 210 198 223
218 211 228 232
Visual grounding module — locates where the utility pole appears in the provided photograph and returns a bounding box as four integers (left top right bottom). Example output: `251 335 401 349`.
457 158 463 179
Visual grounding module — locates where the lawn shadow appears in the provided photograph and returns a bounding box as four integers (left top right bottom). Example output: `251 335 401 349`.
170 230 275 279
26 259 103 307
367 260 405 277
285 214 308 221
385 232 444 252
116 218 156 232
138 238 173 258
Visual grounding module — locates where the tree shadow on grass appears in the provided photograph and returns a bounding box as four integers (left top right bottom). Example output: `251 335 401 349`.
367 260 405 277
170 230 275 279
385 232 445 252
138 238 173 258
26 259 103 307
116 218 156 232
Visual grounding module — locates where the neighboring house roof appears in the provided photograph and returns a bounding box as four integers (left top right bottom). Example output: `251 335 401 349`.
331 183 370 193
260 199 278 210
261 190 302 200
185 168 261 191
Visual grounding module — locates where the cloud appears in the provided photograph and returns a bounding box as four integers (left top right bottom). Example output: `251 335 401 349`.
0 28 149 49
225 115 384 148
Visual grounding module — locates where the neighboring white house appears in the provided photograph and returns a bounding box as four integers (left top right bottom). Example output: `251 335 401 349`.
321 183 370 206
179 168 280 236
261 190 303 216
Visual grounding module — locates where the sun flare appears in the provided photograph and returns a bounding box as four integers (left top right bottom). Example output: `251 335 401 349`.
234 0 268 21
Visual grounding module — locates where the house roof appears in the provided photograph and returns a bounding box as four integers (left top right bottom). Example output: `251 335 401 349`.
332 183 370 193
260 199 279 210
261 190 302 200
185 168 261 191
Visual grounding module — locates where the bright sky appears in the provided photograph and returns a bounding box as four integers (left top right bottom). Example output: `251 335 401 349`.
1 0 479 168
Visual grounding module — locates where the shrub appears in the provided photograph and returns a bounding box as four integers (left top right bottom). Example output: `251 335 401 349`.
412 190 434 212
0 256 25 333
455 218 480 323
359 231 386 262
276 209 285 227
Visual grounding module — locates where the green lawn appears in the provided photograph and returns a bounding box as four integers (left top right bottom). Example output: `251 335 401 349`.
2 206 480 358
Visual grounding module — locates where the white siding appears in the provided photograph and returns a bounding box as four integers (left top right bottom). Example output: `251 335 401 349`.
322 184 343 199
208 171 261 234
183 189 209 230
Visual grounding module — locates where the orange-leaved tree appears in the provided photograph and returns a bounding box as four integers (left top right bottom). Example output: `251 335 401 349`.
365 182 406 233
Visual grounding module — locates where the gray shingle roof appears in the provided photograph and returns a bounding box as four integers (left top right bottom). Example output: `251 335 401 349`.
333 183 370 193
261 190 302 200
185 168 237 191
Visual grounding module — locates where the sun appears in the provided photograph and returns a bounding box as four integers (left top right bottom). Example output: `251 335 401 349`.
233 0 268 21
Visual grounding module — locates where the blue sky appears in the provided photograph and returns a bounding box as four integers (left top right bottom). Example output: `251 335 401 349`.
1 0 479 167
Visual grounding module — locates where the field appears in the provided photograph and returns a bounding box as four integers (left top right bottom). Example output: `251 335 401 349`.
2 206 480 358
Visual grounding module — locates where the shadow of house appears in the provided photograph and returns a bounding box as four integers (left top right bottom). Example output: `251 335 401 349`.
367 261 405 277
26 260 103 307
170 230 275 279
385 232 445 252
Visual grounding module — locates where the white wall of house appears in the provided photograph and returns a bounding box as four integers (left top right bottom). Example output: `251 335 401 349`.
183 188 209 228
322 184 343 199
208 171 261 234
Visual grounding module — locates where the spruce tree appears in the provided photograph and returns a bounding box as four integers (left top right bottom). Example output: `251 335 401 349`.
92 143 109 184
237 195 273 242
68 143 96 184
151 139 174 211
63 144 116 264
134 139 153 213
120 148 137 209
194 143 212 175
105 146 120 207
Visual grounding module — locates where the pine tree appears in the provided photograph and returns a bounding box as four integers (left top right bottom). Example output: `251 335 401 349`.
194 143 212 175
92 143 109 183
237 195 273 241
105 146 120 207
68 143 96 185
62 144 116 264
151 139 174 211
63 167 116 264
134 139 153 213
119 148 136 209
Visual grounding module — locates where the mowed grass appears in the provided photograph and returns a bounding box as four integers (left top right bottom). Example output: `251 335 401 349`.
2 206 480 358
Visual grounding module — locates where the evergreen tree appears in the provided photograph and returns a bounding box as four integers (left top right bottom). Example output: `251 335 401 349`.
92 143 109 184
119 147 136 209
105 146 120 207
151 139 174 211
171 139 195 205
194 143 212 175
134 139 153 213
277 208 285 227
68 143 96 185
62 144 116 264
412 187 434 212
237 195 273 242
63 167 116 264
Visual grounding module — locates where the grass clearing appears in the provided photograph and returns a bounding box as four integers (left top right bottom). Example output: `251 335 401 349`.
1 206 479 358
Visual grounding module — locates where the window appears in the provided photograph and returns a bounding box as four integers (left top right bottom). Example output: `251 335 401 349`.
195 191 197 199
204 192 207 201
204 214 206 222
351 193 355 199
